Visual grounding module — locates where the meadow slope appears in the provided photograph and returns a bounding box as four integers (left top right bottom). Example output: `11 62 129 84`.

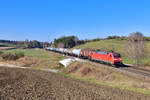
74 39 150 66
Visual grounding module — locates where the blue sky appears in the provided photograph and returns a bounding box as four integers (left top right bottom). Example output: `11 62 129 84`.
0 0 150 41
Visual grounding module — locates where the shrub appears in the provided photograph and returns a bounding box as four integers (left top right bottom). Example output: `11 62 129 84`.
62 63 81 74
52 64 64 70
16 52 24 58
80 67 92 75
2 53 17 60
1 52 24 61
0 51 3 55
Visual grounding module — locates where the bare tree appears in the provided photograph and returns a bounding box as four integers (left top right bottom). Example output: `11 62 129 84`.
73 36 79 45
127 32 146 65
57 42 64 48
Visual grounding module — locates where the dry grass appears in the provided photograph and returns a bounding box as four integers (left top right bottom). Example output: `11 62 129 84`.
80 67 92 76
62 62 150 90
0 56 39 67
62 62 81 73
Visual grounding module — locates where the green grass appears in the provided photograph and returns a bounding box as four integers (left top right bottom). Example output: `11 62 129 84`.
3 49 49 58
58 72 150 95
2 48 65 60
75 39 124 50
74 39 150 66
2 49 66 69
2 49 50 58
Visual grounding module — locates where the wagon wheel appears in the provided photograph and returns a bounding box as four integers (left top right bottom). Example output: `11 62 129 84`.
88 56 91 60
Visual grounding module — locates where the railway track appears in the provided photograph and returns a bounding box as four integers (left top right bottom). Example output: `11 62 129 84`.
123 67 150 75
132 66 150 73
121 67 150 76
119 66 150 81
46 50 150 81
88 60 150 82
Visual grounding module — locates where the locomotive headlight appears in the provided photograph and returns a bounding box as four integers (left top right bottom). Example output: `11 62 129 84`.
118 58 122 61
114 58 122 61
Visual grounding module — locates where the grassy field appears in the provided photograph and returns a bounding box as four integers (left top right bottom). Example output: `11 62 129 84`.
1 49 65 69
74 39 150 66
2 49 50 58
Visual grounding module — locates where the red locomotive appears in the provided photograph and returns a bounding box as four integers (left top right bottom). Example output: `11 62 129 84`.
80 49 122 65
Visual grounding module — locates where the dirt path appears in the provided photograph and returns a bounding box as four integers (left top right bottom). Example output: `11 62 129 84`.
0 67 150 100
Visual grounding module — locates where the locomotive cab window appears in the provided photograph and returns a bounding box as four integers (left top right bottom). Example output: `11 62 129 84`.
114 54 121 57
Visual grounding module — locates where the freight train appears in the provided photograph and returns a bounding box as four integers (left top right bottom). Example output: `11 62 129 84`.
45 47 122 65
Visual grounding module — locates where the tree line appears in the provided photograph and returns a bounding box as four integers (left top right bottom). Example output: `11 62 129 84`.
0 39 51 48
53 36 82 48
24 40 51 48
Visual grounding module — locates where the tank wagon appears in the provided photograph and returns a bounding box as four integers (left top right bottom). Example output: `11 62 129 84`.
45 47 122 65
72 49 81 57
80 49 94 59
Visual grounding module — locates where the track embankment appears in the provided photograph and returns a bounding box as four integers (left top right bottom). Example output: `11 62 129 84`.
66 55 150 82
89 61 150 82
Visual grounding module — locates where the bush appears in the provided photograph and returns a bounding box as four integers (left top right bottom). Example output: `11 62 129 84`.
16 52 24 58
80 67 92 75
62 63 81 74
106 36 120 39
0 51 3 55
1 52 24 61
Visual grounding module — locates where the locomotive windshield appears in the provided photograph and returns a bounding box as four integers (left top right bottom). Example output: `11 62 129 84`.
114 53 121 57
